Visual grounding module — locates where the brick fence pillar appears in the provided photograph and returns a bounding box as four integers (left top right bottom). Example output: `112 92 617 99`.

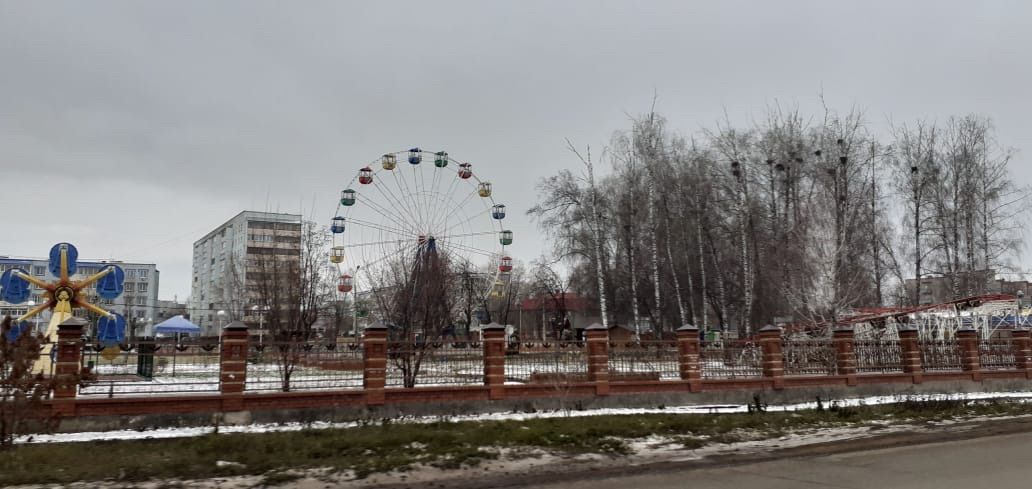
363 321 388 406
676 324 701 392
482 322 507 400
832 325 857 386
956 327 981 381
898 325 923 384
219 322 249 411
584 323 609 396
1012 328 1032 379
759 325 784 389
52 317 86 416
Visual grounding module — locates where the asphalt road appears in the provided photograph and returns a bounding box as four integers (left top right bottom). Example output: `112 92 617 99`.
520 430 1032 489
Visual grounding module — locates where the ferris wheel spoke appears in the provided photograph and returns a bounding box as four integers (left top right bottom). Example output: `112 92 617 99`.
396 163 425 230
441 240 498 258
355 197 420 237
416 165 434 231
434 168 461 229
370 181 423 233
405 164 427 230
435 230 496 240
441 206 492 236
389 168 424 231
433 187 479 234
425 167 443 232
421 188 459 237
341 238 414 248
345 217 413 237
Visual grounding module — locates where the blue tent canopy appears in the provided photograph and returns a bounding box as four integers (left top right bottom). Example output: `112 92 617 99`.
153 315 201 335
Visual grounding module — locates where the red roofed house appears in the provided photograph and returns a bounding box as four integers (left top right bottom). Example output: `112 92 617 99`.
517 292 599 341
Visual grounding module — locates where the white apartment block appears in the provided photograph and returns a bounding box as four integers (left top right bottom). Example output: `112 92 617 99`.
0 256 160 336
190 211 302 335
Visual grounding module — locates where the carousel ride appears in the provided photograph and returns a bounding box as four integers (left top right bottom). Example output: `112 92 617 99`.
329 148 514 333
0 243 127 372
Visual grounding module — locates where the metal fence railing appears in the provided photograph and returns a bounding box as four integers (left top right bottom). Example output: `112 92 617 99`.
700 341 763 378
386 342 485 388
608 341 679 381
246 341 364 392
505 341 587 384
919 340 963 371
978 339 1016 370
66 333 1029 398
783 339 837 376
854 339 904 373
80 338 221 396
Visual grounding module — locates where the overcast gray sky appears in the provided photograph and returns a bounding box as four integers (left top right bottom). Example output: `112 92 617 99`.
2 1 1030 301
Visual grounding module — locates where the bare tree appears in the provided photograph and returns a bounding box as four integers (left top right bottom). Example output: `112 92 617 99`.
250 221 333 392
529 257 574 340
1 316 92 449
370 239 458 388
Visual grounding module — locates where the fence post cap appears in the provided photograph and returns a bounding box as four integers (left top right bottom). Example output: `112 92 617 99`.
832 324 854 333
677 323 698 332
482 321 506 331
365 320 387 331
584 322 606 331
223 321 248 332
759 324 781 333
897 324 918 332
58 316 88 330
957 326 978 333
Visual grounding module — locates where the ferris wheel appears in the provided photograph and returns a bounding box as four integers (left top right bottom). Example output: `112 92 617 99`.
329 148 514 317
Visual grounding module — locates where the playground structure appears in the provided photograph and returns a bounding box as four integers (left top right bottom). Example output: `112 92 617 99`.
0 242 126 373
846 294 1030 341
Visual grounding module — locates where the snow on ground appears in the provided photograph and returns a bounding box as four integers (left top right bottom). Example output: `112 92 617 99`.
17 390 1032 445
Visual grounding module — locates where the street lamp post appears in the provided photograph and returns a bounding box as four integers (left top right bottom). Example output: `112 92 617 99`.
216 310 227 337
25 300 38 334
252 305 269 346
353 265 361 341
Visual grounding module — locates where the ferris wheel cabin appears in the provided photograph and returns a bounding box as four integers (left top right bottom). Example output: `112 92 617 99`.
499 256 513 273
330 246 346 264
458 162 472 179
434 151 449 167
358 167 374 184
340 188 356 206
408 148 422 164
492 204 506 220
337 274 354 293
478 181 492 197
331 216 346 234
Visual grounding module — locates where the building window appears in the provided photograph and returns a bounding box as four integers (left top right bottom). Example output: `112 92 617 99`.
125 283 135 292
127 269 136 279
136 310 146 318
139 269 148 280
139 283 148 293
32 266 45 276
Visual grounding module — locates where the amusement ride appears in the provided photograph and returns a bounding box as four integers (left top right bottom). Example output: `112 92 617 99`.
329 148 514 331
0 243 127 371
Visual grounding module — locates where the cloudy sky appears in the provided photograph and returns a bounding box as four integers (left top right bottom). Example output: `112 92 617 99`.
2 1 1030 301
